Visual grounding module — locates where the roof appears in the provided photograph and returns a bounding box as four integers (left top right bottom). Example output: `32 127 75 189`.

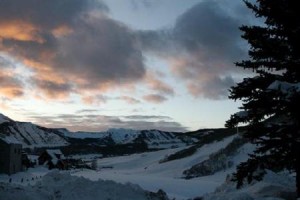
0 134 22 145
45 149 65 160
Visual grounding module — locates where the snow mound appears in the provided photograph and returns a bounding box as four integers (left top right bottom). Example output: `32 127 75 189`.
203 170 296 200
0 171 169 200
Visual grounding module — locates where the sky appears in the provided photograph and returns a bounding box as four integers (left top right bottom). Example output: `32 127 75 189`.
0 0 255 132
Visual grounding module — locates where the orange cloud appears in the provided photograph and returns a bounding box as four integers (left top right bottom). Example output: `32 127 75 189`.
146 72 174 96
0 20 43 43
0 71 24 99
52 25 73 38
82 95 107 105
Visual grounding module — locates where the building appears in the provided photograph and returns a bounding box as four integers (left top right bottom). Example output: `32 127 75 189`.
38 149 66 170
0 134 22 175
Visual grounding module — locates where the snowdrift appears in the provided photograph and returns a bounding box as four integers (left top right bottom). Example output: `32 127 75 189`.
0 171 169 200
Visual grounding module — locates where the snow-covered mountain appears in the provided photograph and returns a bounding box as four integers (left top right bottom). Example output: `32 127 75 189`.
0 113 195 149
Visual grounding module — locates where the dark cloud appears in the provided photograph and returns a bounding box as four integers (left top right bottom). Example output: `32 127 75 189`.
0 0 108 29
33 78 74 99
0 0 145 99
137 0 248 99
55 16 145 89
173 1 244 60
28 113 187 132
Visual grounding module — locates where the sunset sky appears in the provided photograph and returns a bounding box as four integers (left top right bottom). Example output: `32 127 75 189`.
0 0 255 132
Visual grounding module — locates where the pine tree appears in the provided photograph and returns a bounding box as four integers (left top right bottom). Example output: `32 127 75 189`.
225 0 300 196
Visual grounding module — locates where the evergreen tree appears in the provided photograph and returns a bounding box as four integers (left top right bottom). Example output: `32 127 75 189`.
225 0 300 196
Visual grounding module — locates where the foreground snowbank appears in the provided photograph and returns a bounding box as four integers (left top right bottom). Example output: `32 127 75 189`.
202 170 296 200
0 171 168 200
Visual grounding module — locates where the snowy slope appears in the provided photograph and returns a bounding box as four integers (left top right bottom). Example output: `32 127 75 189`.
0 114 68 148
73 135 255 199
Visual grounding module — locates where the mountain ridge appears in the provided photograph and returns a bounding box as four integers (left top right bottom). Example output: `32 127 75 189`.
0 113 197 151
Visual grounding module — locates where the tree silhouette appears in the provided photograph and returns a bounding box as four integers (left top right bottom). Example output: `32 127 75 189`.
226 0 300 196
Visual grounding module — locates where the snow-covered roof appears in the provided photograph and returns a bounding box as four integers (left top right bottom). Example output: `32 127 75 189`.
0 134 22 145
45 149 65 160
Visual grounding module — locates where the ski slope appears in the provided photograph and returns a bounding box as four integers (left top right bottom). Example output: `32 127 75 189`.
73 135 254 199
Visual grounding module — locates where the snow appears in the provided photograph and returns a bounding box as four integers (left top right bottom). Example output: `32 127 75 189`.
0 134 22 144
68 154 103 162
0 132 292 200
5 122 69 148
72 135 252 199
203 170 296 200
268 80 300 94
0 170 164 200
61 128 139 141
45 149 65 160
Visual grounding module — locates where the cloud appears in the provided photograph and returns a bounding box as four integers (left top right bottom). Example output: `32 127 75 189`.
0 0 108 30
137 0 248 99
0 72 24 99
145 72 174 96
143 94 167 103
54 16 145 89
119 96 141 104
0 56 24 99
124 115 171 120
33 78 74 99
187 75 235 99
0 0 250 102
0 0 145 100
173 1 244 60
81 94 108 105
28 113 187 132
76 109 99 114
